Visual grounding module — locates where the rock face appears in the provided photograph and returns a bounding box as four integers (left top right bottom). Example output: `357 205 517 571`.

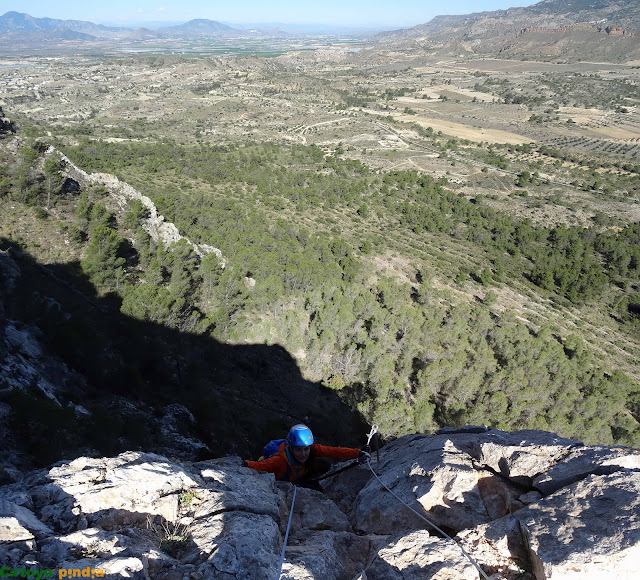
0 106 15 134
0 428 638 579
50 147 225 264
377 0 640 63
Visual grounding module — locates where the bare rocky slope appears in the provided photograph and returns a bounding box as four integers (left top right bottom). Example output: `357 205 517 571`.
378 0 640 62
0 427 638 579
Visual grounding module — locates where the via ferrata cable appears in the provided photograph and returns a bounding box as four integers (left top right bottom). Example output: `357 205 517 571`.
276 484 297 579
365 458 490 580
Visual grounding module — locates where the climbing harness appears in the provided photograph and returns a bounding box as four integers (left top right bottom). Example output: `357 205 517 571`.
365 457 491 580
276 484 297 580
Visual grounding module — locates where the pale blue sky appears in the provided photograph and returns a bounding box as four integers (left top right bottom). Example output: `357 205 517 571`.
0 1 539 28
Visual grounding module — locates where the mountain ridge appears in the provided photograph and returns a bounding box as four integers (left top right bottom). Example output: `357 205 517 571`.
3 1 640 61
0 11 243 41
376 0 640 62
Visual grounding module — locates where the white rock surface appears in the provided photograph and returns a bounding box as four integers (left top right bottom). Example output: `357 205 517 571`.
517 471 640 579
354 434 494 534
0 430 638 579
52 146 226 265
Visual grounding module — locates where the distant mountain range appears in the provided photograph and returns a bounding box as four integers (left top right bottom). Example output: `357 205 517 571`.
0 11 131 38
376 0 640 62
0 11 242 40
0 11 376 42
161 19 237 36
1 0 639 61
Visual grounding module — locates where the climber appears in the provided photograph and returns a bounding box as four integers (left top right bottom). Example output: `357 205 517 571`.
242 424 370 487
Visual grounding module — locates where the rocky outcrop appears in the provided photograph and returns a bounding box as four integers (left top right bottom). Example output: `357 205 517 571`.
49 147 225 264
601 25 634 36
0 252 87 411
0 251 212 475
0 107 15 135
516 24 595 37
377 0 640 63
0 428 638 579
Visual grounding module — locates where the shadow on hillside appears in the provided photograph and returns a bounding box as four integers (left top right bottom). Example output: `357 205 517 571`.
0 238 368 471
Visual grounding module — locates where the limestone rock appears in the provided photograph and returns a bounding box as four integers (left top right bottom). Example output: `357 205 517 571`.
61 556 146 579
278 483 352 534
34 452 199 532
0 431 638 579
532 445 640 495
361 530 478 580
516 471 640 579
0 516 34 543
456 515 531 579
188 512 280 577
196 459 280 519
0 500 52 540
280 530 370 580
353 434 494 534
158 403 211 459
322 461 374 514
471 429 580 485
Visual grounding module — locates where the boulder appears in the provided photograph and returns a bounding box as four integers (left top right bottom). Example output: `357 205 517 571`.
0 500 52 540
158 403 210 459
188 511 280 577
457 515 532 579
196 458 280 519
322 461 374 514
516 471 640 579
62 556 146 578
360 530 478 580
0 516 34 543
38 527 147 566
33 452 200 532
532 445 640 495
353 435 494 534
470 429 580 486
278 483 352 534
280 530 370 580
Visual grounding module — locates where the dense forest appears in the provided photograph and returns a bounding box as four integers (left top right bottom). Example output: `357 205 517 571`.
2 136 639 448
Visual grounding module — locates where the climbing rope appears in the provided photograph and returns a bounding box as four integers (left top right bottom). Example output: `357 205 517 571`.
312 459 359 482
365 458 491 580
276 484 297 580
277 425 487 580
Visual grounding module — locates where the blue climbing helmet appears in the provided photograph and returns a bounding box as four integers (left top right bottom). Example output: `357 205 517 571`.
287 424 314 447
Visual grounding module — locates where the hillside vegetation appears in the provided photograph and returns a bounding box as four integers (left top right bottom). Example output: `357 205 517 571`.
1 14 640 463
2 127 639 451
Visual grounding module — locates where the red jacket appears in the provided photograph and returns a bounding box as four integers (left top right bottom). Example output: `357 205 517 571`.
245 442 359 483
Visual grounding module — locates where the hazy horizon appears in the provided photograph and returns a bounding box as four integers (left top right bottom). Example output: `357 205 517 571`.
1 1 540 29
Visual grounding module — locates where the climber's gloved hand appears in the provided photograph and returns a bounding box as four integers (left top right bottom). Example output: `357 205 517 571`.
358 450 371 464
241 460 249 468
